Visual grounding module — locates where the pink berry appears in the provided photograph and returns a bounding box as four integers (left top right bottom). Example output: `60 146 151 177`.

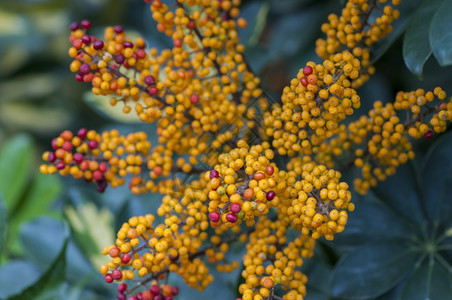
150 284 160 295
118 283 127 293
230 202 241 213
104 273 113 283
77 128 88 138
112 269 122 280
80 20 92 29
121 253 131 264
73 153 84 163
190 94 200 104
145 75 155 85
88 140 98 149
226 213 237 223
209 211 220 222
210 169 219 179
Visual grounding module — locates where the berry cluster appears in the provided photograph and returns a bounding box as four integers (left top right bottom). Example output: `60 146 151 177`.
264 51 361 156
239 217 314 300
206 142 280 227
281 157 354 240
316 0 401 88
39 0 452 299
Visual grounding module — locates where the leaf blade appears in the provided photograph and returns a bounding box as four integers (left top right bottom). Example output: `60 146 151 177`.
430 0 452 66
403 0 443 78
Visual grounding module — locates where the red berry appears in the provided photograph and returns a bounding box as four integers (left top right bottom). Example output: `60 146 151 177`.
51 138 58 149
424 130 434 139
266 190 276 200
145 75 155 85
303 65 313 76
99 162 108 172
75 73 83 82
123 41 134 48
117 294 126 300
136 49 146 58
187 20 196 29
148 86 158 95
81 35 91 44
80 20 92 29
266 165 274 175
112 269 122 280
226 213 237 223
88 140 98 149
56 162 66 170
73 153 84 163
79 63 91 74
93 40 104 50
104 273 113 283
150 284 160 295
209 211 220 222
48 152 56 163
70 22 79 31
300 77 308 87
121 253 131 264
114 25 124 33
93 170 103 181
210 169 219 179
62 141 73 151
171 286 179 296
230 202 241 213
77 128 88 138
118 283 127 293
173 39 182 47
190 94 200 104
115 54 125 64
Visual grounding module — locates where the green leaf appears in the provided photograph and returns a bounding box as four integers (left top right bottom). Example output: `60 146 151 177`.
0 260 41 299
372 162 425 225
0 134 33 215
371 0 423 64
403 0 443 78
0 217 69 299
399 257 452 300
238 1 269 47
64 201 114 268
330 242 418 299
430 0 452 66
421 131 452 224
19 217 68 270
8 173 62 255
9 239 68 300
333 197 412 247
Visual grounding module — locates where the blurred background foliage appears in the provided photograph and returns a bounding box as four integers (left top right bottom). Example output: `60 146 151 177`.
1 0 452 299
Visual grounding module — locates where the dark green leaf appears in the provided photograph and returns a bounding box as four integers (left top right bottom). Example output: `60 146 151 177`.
19 217 68 270
9 239 68 300
330 242 418 299
371 0 423 64
238 1 269 47
421 131 452 224
399 257 452 300
333 197 412 247
0 134 33 215
430 0 452 66
372 162 425 225
0 260 41 299
8 173 62 255
403 0 443 78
